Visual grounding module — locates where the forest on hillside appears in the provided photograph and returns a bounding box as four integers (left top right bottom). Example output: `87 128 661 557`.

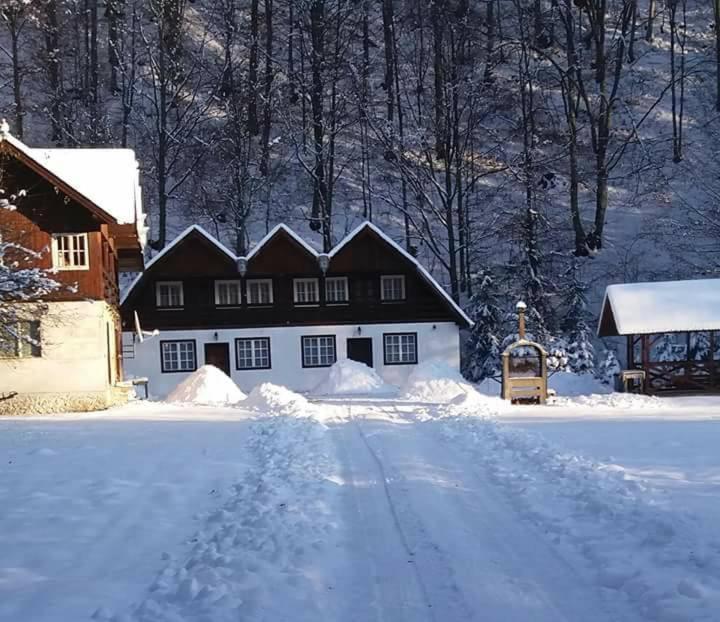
2 0 720 376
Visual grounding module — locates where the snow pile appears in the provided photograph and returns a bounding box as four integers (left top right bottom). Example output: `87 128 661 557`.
166 365 246 406
244 382 309 414
439 402 720 621
401 360 480 404
549 372 663 409
312 358 396 396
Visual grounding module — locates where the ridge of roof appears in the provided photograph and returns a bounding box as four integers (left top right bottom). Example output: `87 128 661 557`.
245 223 320 260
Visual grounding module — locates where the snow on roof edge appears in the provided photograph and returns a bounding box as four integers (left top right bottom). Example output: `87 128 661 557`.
245 223 320 261
331 221 473 327
120 225 236 305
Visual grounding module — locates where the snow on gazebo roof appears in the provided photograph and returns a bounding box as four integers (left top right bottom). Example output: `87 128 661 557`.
598 278 720 337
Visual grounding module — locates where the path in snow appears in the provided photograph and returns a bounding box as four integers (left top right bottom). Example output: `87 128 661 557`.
324 402 630 622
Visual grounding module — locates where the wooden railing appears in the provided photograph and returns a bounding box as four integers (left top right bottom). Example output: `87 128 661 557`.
644 360 720 392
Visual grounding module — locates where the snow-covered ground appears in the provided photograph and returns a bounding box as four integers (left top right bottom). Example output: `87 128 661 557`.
2 382 719 621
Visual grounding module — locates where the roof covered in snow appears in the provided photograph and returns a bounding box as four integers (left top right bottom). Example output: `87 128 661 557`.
598 279 720 336
0 123 144 233
121 221 472 327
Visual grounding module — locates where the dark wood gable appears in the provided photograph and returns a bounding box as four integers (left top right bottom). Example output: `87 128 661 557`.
247 229 320 275
150 230 237 278
329 225 469 327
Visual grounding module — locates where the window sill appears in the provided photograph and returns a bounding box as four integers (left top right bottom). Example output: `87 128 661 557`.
246 303 274 308
326 302 350 306
157 307 185 311
294 303 321 308
53 265 90 272
216 305 243 309
236 366 272 371
380 299 406 304
384 360 419 366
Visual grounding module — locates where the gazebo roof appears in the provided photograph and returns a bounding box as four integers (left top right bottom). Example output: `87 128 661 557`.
598 278 720 337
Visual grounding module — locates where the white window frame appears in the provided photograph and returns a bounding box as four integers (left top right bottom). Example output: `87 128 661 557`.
214 279 243 307
160 340 196 373
246 278 274 305
51 233 90 271
301 335 336 367
236 337 271 370
383 333 418 365
381 274 406 302
155 281 184 309
0 320 41 359
293 278 320 305
325 276 349 305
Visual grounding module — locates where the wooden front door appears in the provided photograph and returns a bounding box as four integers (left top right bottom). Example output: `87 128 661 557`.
204 342 231 376
347 338 373 368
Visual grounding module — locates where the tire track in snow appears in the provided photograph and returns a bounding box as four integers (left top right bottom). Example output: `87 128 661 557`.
349 404 476 622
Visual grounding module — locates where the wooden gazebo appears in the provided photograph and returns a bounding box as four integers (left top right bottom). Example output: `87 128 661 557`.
598 279 720 393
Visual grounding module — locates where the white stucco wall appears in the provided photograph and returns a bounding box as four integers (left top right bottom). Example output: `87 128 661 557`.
0 301 117 396
123 321 460 398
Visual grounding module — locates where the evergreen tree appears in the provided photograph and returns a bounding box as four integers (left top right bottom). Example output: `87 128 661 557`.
463 271 503 381
560 261 595 373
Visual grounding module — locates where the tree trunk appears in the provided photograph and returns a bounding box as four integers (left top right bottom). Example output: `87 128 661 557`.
431 1 446 160
107 0 123 94
309 0 327 236
381 0 395 126
247 0 260 135
714 0 720 110
260 0 274 176
43 1 63 143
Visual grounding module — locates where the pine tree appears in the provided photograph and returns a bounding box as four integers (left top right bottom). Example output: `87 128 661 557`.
463 271 503 381
561 264 595 374
596 349 621 386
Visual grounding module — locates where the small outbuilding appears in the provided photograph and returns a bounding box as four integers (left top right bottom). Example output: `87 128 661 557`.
598 278 720 393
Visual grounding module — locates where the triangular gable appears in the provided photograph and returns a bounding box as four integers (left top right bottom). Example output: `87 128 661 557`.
329 221 473 328
597 293 620 337
120 225 236 304
246 223 319 260
245 224 320 274
0 127 119 226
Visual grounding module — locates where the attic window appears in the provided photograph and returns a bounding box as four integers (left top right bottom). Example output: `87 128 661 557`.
156 281 184 309
52 233 89 270
294 278 319 305
381 275 406 302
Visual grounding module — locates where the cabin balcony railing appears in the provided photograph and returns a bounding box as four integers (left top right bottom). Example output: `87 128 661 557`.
643 360 720 392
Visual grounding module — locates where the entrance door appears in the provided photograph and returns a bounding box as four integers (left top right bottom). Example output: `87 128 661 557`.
204 342 231 376
347 338 373 368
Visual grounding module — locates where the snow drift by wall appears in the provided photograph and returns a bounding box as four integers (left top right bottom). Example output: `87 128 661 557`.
312 359 396 396
166 365 246 406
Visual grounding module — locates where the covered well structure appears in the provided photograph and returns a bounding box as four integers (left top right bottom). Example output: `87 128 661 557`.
598 278 720 393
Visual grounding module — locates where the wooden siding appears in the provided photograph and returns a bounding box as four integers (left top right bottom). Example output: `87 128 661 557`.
122 226 462 331
0 151 121 302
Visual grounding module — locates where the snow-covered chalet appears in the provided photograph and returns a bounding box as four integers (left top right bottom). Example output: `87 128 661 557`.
120 222 472 396
0 123 145 413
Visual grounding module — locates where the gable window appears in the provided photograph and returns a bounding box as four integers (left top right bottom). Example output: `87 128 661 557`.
383 333 417 365
294 278 320 305
215 280 242 306
156 281 184 308
52 233 89 270
325 277 349 304
236 337 271 370
0 321 41 358
160 340 196 372
381 275 406 302
301 335 336 367
246 279 273 305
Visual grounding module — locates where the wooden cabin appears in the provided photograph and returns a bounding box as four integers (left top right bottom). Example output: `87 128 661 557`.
598 279 720 393
0 122 145 413
120 222 472 397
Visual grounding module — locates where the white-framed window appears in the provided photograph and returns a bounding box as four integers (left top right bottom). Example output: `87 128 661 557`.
0 320 41 358
325 276 349 304
155 281 184 308
381 275 406 301
52 233 89 270
383 333 417 365
160 340 196 372
301 335 336 367
236 337 271 370
294 278 320 305
246 279 273 305
215 280 242 306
